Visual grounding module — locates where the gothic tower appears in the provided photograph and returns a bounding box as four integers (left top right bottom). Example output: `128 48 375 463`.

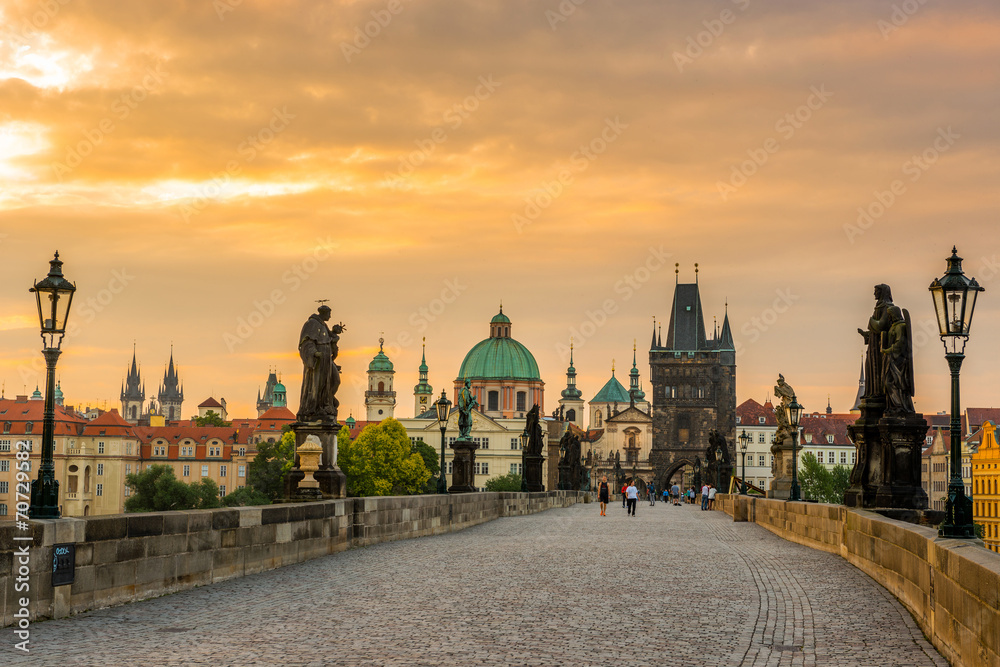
158 348 184 422
558 341 585 428
648 264 736 487
256 369 280 417
121 346 145 424
413 339 434 416
627 340 650 413
366 338 396 420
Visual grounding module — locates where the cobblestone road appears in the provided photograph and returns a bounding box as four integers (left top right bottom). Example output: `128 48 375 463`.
8 502 947 667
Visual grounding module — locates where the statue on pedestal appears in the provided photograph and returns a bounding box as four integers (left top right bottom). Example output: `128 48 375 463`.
457 378 478 440
296 305 343 423
523 404 546 492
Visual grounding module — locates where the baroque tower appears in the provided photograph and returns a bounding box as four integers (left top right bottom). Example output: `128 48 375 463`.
413 339 433 416
158 348 184 422
558 341 585 428
121 345 145 424
648 264 736 486
366 337 396 420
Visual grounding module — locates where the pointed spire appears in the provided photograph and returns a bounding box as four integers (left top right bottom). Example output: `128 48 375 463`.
719 308 735 351
851 354 866 412
561 338 582 400
651 316 658 349
657 322 662 348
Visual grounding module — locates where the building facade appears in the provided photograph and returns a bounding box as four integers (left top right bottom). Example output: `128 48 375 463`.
972 421 1000 552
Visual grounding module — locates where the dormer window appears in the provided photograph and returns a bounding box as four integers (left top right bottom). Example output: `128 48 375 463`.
25 422 33 434
826 434 834 444
758 417 765 424
3 421 11 433
736 416 741 424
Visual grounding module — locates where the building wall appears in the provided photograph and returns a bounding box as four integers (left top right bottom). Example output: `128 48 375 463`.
972 422 1000 553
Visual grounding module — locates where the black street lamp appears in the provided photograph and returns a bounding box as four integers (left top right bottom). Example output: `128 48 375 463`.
434 390 451 494
519 430 528 492
930 246 983 539
28 252 76 520
739 430 751 495
787 395 803 501
714 443 723 491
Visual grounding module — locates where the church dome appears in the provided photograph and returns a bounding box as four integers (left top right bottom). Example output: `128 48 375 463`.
368 339 394 372
459 308 540 381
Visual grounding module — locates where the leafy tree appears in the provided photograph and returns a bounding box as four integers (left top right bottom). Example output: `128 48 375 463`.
125 464 220 512
222 485 272 507
798 453 851 504
338 418 430 496
411 439 440 477
484 473 522 492
195 410 231 427
828 465 851 504
247 430 296 500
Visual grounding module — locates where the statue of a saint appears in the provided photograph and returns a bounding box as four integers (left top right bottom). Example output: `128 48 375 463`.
858 284 894 400
457 378 478 439
296 305 343 423
772 374 796 444
881 305 915 415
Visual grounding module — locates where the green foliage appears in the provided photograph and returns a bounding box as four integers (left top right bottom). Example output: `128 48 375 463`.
248 430 296 500
411 439 440 477
484 473 523 492
124 464 220 513
222 485 272 507
337 418 431 496
798 452 851 504
974 522 986 539
194 410 231 427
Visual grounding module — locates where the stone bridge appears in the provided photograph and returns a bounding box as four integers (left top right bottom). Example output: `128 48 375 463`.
2 492 998 666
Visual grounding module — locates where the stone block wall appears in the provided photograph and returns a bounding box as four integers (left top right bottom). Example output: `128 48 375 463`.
720 494 1000 667
1 491 581 627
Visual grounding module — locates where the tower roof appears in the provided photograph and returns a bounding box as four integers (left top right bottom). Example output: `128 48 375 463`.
459 309 540 381
665 282 708 351
490 305 511 324
591 366 630 404
561 342 582 400
369 338 394 372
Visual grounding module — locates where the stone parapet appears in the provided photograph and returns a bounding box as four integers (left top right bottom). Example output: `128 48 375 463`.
1 491 582 628
719 493 1000 667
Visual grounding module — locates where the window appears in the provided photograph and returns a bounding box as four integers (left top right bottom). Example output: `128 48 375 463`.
183 465 190 477
220 465 227 477
817 451 824 464
510 463 523 474
239 447 246 456
126 443 132 455
758 417 765 424
181 446 194 457
488 391 499 412
474 462 489 475
474 437 488 449
209 446 221 457
96 483 103 497
154 446 166 456
124 487 131 497
828 452 835 465
447 462 453 474
2 421 9 433
448 437 456 445
0 439 9 453
98 441 105 454
0 504 7 515
840 452 847 464
97 463 104 476
201 465 209 477
238 465 246 478
770 455 774 467
736 416 741 424
758 433 765 444
510 438 520 450
926 436 933 445
25 422 33 434
0 460 8 472
851 452 856 464
219 485 226 497
758 454 765 467
516 391 526 412
126 464 131 475
826 435 835 444
0 481 8 494
595 411 602 428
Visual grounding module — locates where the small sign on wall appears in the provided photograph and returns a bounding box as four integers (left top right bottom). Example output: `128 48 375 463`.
52 544 75 586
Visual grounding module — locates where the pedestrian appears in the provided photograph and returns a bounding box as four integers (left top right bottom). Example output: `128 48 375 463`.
662 488 669 504
689 487 695 504
598 475 610 516
622 481 628 509
625 479 638 516
701 483 710 510
648 480 656 506
671 482 681 506
708 484 717 510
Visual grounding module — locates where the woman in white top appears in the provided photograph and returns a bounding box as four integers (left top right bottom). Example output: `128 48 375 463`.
625 480 639 516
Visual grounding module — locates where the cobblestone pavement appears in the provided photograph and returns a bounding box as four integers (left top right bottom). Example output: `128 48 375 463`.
8 502 947 667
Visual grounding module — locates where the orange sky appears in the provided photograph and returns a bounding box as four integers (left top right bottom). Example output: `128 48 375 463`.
1 0 998 421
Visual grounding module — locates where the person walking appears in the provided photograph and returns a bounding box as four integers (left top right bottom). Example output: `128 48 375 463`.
671 482 681 506
663 488 669 504
598 475 610 516
648 480 656 506
708 484 717 510
689 487 696 504
622 481 628 509
625 479 638 516
701 483 710 510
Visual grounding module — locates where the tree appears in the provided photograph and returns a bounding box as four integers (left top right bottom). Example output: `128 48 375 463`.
484 473 522 492
124 464 221 512
828 465 851 504
798 453 851 504
195 410 231 427
411 439 440 477
247 430 295 500
338 418 430 496
222 485 271 507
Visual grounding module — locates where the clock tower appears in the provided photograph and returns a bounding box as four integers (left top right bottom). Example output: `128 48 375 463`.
413 339 434 416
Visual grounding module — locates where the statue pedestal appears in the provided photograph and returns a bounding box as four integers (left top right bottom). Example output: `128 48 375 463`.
524 455 545 492
768 437 797 500
557 462 570 491
285 421 346 500
846 410 928 510
448 437 479 493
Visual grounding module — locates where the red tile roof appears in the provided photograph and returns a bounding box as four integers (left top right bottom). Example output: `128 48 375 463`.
736 398 777 426
258 406 295 422
966 408 1000 433
0 397 87 436
799 414 855 446
198 397 224 408
81 408 138 437
137 425 239 444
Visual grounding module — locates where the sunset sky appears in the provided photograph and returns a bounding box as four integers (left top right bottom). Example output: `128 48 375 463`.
1 0 998 422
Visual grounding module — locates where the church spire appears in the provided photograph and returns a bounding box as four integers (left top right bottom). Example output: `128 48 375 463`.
561 338 582 400
629 340 645 403
851 355 865 412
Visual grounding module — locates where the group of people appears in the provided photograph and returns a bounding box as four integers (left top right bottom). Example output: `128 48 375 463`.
595 476 720 516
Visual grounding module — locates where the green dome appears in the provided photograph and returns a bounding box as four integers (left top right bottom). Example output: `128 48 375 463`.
273 381 285 392
459 337 540 381
368 339 394 372
490 311 511 325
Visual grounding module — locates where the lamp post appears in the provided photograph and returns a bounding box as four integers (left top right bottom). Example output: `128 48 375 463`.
739 430 750 495
434 390 451 494
786 395 803 501
930 246 983 539
28 252 76 520
714 443 723 491
694 457 702 490
519 431 528 492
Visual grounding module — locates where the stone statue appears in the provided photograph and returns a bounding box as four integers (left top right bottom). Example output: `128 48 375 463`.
457 378 478 440
881 305 915 415
558 428 582 491
858 284 894 401
772 374 796 445
296 305 344 423
525 404 544 456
